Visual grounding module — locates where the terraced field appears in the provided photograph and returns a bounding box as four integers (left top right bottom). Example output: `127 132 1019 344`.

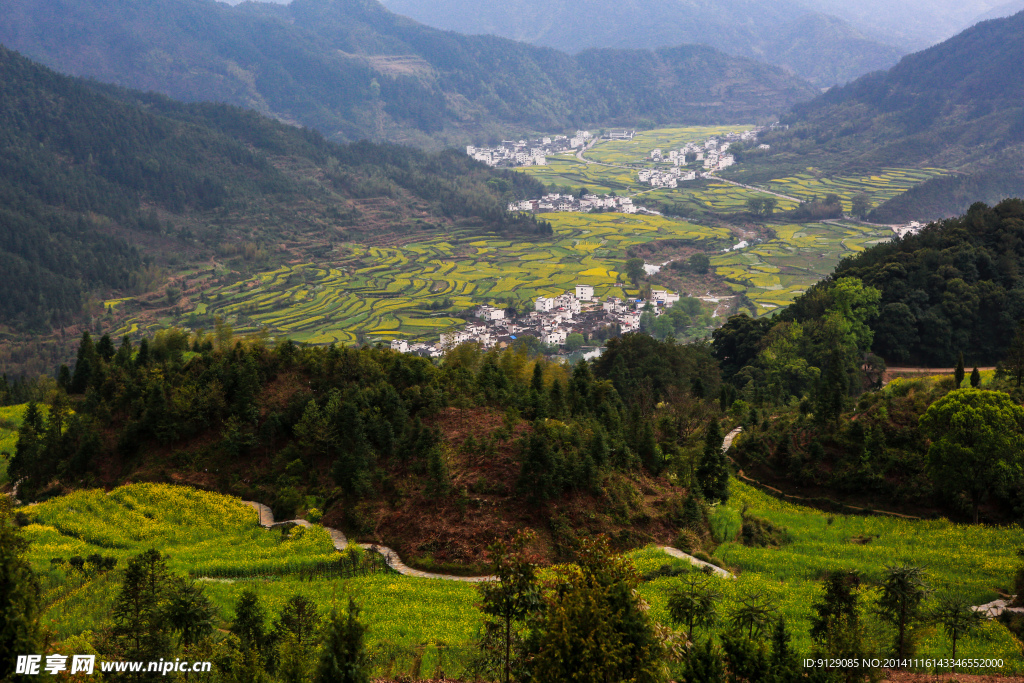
116 215 730 345
645 182 801 215
766 168 949 212
712 221 893 315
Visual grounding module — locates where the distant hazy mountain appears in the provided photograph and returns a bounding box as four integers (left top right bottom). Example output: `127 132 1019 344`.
0 0 817 147
379 0 904 87
799 0 1010 50
972 0 1024 22
755 11 1024 221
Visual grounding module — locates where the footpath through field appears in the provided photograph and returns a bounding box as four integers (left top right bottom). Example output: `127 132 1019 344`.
241 501 495 583
705 174 801 203
242 434 743 582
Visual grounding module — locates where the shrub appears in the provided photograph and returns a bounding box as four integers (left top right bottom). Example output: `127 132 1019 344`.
709 507 741 543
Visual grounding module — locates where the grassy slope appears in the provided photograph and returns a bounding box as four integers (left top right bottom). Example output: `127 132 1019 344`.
20 481 1024 676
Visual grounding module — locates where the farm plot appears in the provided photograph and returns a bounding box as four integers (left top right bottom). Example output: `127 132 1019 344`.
586 125 752 166
766 168 949 212
645 182 801 215
519 155 640 194
711 221 893 315
114 215 730 346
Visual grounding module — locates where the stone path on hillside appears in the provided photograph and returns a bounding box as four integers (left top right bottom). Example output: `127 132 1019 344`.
241 501 495 583
239 428 750 583
660 546 734 579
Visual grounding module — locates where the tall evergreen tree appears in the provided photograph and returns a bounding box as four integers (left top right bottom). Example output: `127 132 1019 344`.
70 332 97 394
112 549 174 664
954 352 965 388
696 418 729 503
314 599 369 683
517 426 557 503
0 499 43 682
231 589 268 653
970 366 982 388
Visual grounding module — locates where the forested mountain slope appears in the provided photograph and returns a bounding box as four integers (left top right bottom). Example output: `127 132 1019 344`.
745 11 1024 221
380 0 904 87
0 45 544 335
784 199 1024 366
0 0 818 146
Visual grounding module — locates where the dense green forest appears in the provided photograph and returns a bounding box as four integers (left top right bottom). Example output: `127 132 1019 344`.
5 329 725 565
0 0 818 146
729 11 1024 221
785 199 1024 365
0 45 546 332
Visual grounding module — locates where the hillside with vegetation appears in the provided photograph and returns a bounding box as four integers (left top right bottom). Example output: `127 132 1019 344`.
5 201 1024 679
379 0 904 87
0 45 550 371
735 11 1024 221
0 0 818 147
784 199 1024 366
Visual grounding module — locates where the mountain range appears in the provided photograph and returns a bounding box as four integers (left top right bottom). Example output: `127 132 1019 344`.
0 0 817 147
379 0 905 88
0 43 545 345
732 11 1024 221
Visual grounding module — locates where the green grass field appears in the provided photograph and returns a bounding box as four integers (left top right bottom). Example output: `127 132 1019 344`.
712 221 894 315
19 482 1024 676
112 215 730 345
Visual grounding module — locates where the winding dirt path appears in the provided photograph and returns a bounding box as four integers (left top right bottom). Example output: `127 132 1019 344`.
241 501 496 583
242 450 743 584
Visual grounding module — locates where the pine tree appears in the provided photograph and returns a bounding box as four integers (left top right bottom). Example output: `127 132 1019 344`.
314 599 369 683
136 338 150 368
696 418 729 503
232 589 268 653
637 421 662 474
426 444 450 497
767 617 801 683
96 333 116 361
954 352 965 388
115 335 133 367
548 379 565 418
531 362 544 394
0 500 43 682
112 549 174 663
70 332 96 394
8 402 45 488
970 366 981 388
517 427 557 503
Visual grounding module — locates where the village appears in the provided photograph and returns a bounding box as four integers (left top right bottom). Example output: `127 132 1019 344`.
390 284 687 357
465 130 594 168
507 193 641 214
637 130 766 188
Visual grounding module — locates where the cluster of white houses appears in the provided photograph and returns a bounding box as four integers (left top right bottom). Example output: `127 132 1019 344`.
391 285 683 355
466 131 593 168
508 193 638 214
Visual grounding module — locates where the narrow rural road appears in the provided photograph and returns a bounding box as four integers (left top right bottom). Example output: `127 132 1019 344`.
705 175 801 203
